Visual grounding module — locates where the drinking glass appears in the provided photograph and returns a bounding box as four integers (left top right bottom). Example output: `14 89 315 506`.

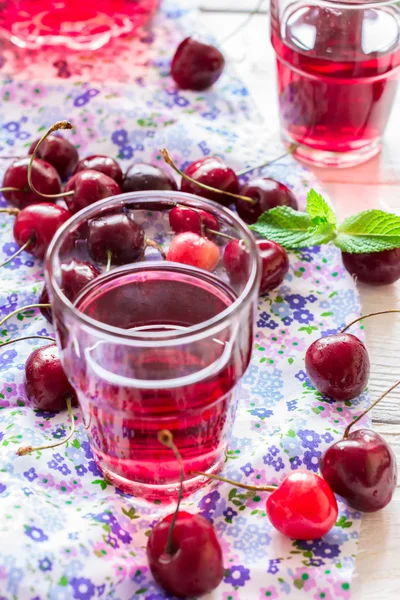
46 192 261 500
271 0 400 167
0 1 159 50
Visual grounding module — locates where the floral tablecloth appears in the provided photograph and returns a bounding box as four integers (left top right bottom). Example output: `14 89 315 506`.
0 2 368 599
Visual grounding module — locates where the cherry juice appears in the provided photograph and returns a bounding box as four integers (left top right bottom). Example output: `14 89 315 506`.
72 264 248 498
271 1 400 164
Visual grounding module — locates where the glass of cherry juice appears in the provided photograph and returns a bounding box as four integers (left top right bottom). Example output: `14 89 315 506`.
46 192 261 500
271 0 400 167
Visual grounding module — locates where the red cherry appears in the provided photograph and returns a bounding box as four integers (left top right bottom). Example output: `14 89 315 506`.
167 232 220 272
223 239 289 294
28 134 79 179
180 156 239 206
305 333 370 401
2 158 62 209
122 163 177 193
320 429 397 512
64 170 121 214
342 249 400 285
13 203 72 260
147 511 224 598
88 211 145 264
236 178 298 224
39 286 52 324
169 206 220 239
73 155 123 185
171 37 225 91
266 471 338 540
25 344 77 411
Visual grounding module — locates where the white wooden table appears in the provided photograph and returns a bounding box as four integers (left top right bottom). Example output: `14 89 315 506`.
199 2 400 598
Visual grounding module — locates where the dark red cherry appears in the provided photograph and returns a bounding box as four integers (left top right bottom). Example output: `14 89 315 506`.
167 232 220 272
29 134 79 179
180 157 239 207
320 429 397 513
171 37 225 91
122 163 177 193
73 155 123 185
305 333 370 401
147 511 224 598
169 206 219 239
88 211 145 264
13 203 72 260
60 258 101 301
64 170 121 214
2 158 62 209
342 249 400 285
236 177 298 224
224 239 289 294
266 470 338 540
39 286 53 324
25 344 77 411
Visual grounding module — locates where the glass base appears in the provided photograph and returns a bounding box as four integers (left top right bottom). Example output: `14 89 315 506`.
284 135 382 169
97 453 226 502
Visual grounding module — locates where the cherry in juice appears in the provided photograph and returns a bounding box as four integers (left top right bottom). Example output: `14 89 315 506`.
271 2 400 162
72 265 249 498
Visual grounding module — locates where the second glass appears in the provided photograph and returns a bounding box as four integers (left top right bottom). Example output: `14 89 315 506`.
46 192 261 500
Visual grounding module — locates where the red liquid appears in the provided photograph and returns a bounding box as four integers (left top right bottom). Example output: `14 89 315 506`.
72 265 249 499
0 1 158 49
271 3 400 155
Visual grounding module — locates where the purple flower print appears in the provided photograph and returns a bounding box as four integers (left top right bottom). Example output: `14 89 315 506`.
57 463 71 476
263 453 274 466
198 490 220 514
282 316 293 326
111 129 129 146
267 558 281 574
269 445 279 457
293 309 314 324
297 430 321 450
321 432 334 443
70 577 95 600
75 465 87 476
111 522 132 544
224 565 251 587
240 463 254 477
39 558 52 571
81 441 93 459
0 483 6 494
24 526 48 542
105 534 119 549
87 460 101 476
307 294 317 303
223 507 238 522
48 460 59 470
295 370 308 382
118 145 134 160
0 349 17 370
287 399 297 411
52 427 67 439
272 457 285 472
250 407 273 419
285 294 306 310
290 456 302 469
266 319 279 330
303 449 322 472
23 467 38 482
54 453 65 463
313 541 341 560
94 512 117 525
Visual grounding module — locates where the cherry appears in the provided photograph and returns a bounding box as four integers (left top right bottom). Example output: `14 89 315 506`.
320 429 397 513
236 177 298 224
28 134 79 179
14 203 72 260
180 156 239 207
224 239 289 294
342 248 400 285
121 163 177 193
88 211 145 265
147 511 224 598
39 286 53 323
169 206 219 239
266 471 338 540
64 170 121 214
305 333 370 401
1 158 62 209
25 343 77 411
171 37 225 91
73 155 123 185
167 232 220 272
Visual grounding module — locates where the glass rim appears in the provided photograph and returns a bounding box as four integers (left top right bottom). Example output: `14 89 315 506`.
45 190 261 346
303 0 399 7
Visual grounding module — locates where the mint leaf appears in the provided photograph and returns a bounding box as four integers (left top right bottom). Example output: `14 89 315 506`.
250 206 336 249
335 209 400 253
306 189 336 226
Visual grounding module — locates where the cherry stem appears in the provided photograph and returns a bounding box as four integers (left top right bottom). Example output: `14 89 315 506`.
206 228 235 240
106 250 112 273
0 303 51 329
16 396 75 456
157 429 185 555
236 144 298 177
0 187 23 193
146 238 166 259
160 148 255 205
0 335 56 349
343 379 400 439
28 120 75 199
341 309 400 334
0 238 31 268
193 471 276 492
0 207 20 215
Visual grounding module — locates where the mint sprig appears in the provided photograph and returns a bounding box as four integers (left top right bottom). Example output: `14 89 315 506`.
251 189 400 254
